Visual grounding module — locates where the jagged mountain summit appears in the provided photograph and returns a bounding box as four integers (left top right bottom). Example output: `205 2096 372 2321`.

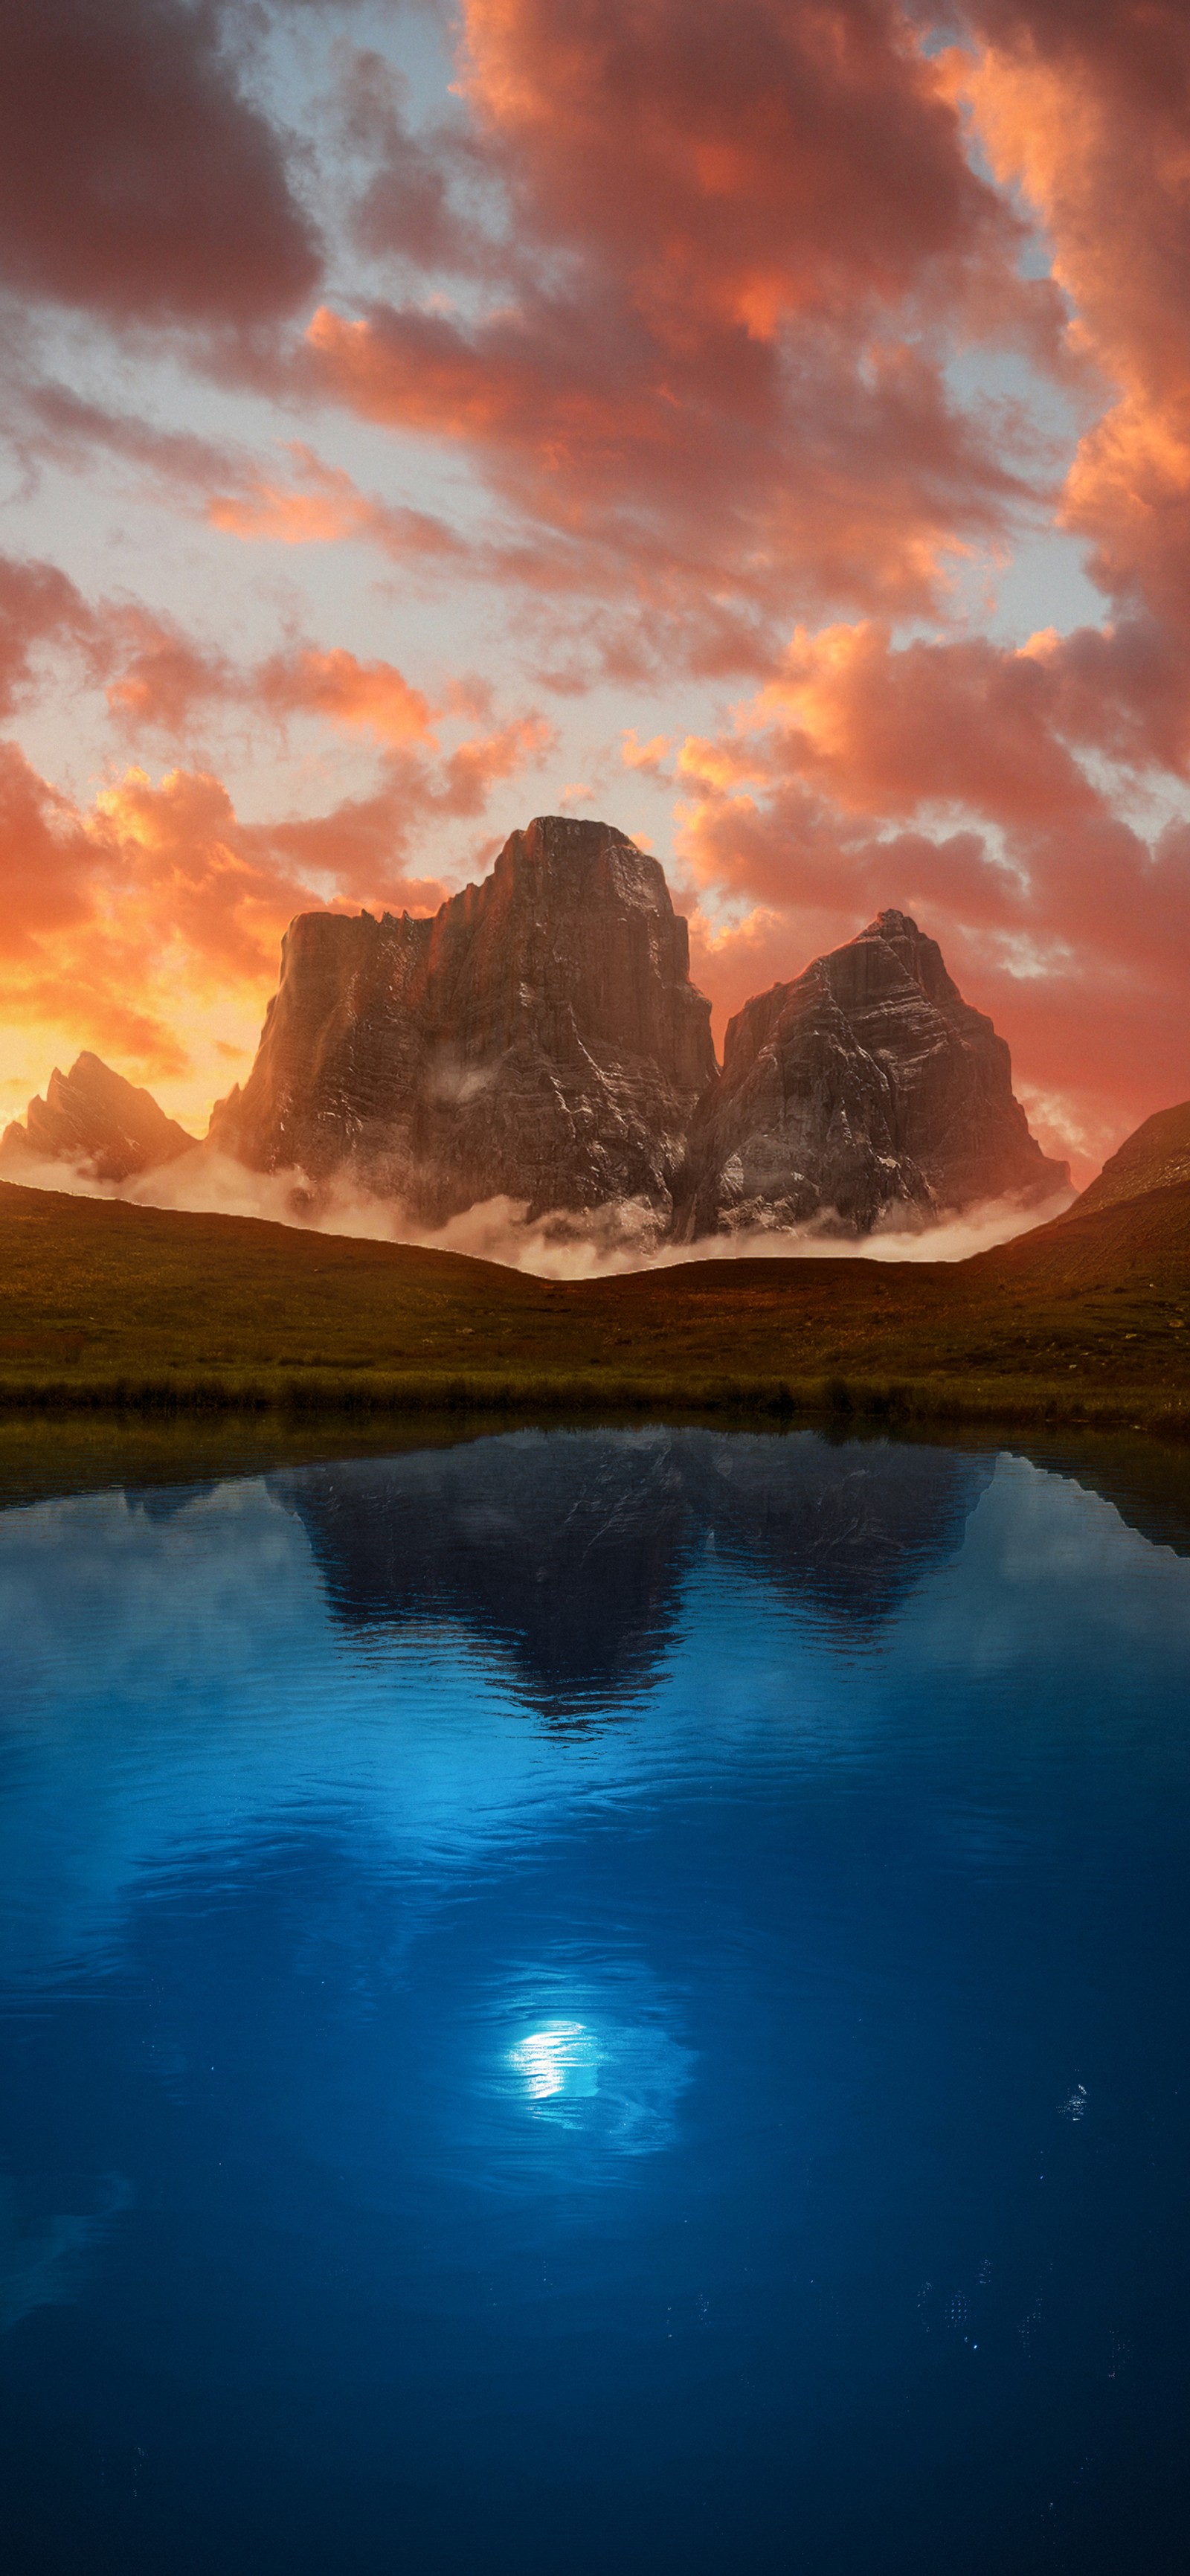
4 823 1064 1244
674 909 1068 1238
1 1053 195 1183
210 815 716 1233
212 827 1062 1237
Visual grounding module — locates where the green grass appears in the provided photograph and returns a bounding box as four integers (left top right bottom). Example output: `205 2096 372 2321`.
2 1175 1189 1437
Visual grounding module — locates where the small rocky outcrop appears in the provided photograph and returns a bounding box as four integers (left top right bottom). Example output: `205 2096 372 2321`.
673 909 1067 1239
210 815 717 1232
1 1053 195 1182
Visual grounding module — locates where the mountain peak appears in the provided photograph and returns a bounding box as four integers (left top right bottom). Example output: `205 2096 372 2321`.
516 813 638 852
674 905 1067 1238
210 815 715 1230
210 832 1068 1239
1 1055 195 1183
492 815 675 915
864 908 922 940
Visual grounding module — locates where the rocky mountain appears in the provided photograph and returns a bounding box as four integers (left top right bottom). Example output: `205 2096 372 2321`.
673 909 1067 1237
6 822 1062 1244
1 1053 195 1183
213 821 1058 1240
210 814 716 1235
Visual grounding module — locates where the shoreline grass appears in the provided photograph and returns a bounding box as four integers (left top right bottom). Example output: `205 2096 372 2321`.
0 1364 1185 1442
2 1177 1189 1445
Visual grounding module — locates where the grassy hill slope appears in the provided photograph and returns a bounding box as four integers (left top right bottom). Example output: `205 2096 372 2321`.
1 1175 1188 1434
1072 1099 1190 1217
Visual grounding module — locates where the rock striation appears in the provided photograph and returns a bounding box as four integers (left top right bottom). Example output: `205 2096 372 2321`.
1 1052 195 1183
210 815 716 1230
208 820 1063 1241
673 910 1068 1238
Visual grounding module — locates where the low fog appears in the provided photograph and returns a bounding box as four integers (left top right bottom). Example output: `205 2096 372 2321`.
0 1141 1074 1276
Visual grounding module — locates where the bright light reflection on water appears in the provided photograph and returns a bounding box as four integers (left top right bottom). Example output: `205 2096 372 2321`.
496 2007 692 2159
511 2023 602 2101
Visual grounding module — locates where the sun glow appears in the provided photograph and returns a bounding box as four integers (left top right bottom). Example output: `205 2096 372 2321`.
509 2021 602 2103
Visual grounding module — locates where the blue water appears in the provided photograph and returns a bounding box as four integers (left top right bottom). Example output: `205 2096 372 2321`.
1 1425 1189 2573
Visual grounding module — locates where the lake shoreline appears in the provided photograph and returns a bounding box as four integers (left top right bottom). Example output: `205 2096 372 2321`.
0 1363 1187 1441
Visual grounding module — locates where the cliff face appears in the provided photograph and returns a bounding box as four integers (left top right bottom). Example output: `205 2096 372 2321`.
674 910 1068 1239
210 815 717 1228
210 827 1063 1240
1 1053 194 1183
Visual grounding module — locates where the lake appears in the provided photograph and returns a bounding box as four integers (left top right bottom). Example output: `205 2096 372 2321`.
1 1423 1189 2573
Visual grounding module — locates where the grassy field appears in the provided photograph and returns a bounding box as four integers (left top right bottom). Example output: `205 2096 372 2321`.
2 1173 1189 1436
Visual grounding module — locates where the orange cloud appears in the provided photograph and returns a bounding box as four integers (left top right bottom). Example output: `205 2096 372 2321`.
0 550 102 713
102 617 442 755
957 2 1190 632
302 0 1059 668
456 0 1033 334
622 730 672 775
675 603 1190 1169
205 443 468 568
257 649 436 747
752 620 1101 823
0 706 553 1121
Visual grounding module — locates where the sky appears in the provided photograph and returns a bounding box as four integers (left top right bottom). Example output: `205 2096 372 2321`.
1 0 1189 1179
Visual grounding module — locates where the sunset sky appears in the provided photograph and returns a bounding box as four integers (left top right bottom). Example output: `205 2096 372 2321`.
2 0 1189 1177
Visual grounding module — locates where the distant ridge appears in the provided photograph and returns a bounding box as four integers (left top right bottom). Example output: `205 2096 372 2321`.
982 1172 1190 1291
1 1053 195 1183
1069 1100 1190 1218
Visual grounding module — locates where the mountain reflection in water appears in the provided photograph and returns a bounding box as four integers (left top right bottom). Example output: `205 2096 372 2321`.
0 1425 1189 2576
271 1428 994 1711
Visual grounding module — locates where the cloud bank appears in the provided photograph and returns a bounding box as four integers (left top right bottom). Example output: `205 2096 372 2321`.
0 1134 1073 1282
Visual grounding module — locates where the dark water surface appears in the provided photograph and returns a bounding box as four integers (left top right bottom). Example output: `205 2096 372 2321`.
1 1424 1189 2573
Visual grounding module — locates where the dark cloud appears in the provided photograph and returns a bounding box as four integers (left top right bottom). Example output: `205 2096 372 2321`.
336 46 495 274
0 0 321 327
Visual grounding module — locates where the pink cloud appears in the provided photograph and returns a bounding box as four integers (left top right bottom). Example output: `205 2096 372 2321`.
302 0 1062 667
675 605 1190 1168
